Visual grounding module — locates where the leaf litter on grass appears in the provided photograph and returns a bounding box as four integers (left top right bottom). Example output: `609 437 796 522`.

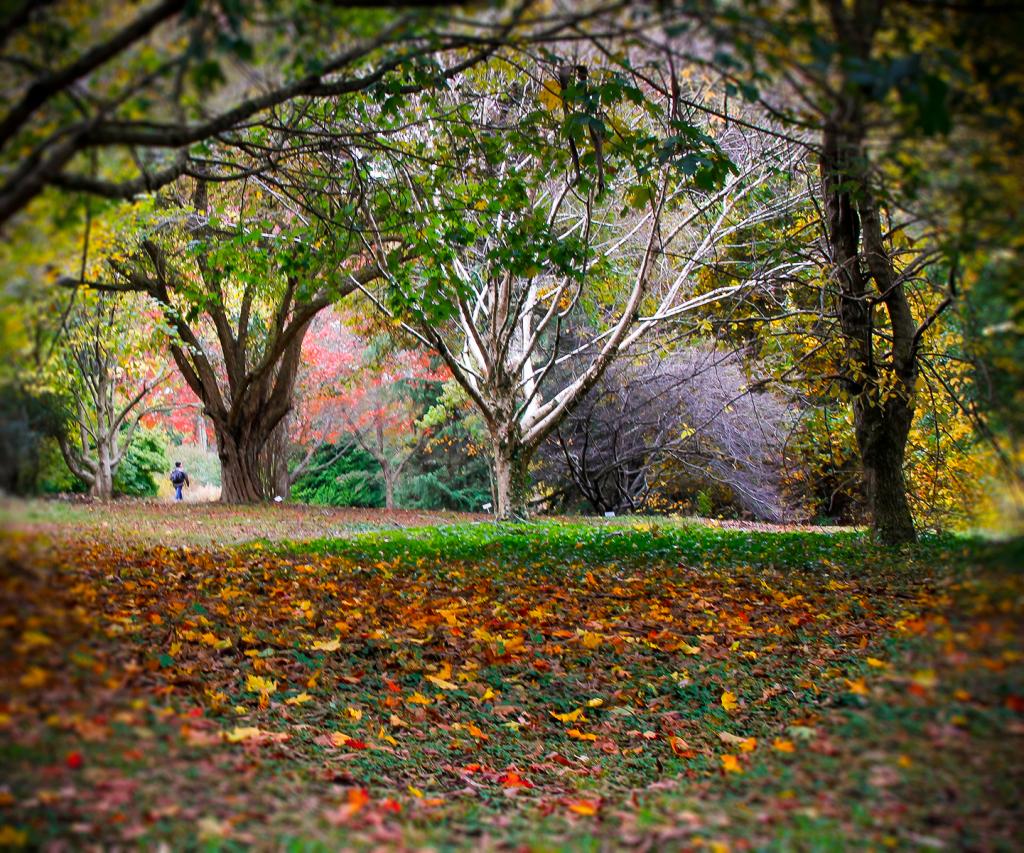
0 521 1021 849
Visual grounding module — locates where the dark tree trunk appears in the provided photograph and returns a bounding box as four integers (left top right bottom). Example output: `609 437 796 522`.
855 396 916 545
820 85 919 544
216 428 269 504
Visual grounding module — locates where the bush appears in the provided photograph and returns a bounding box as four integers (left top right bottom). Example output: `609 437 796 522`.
0 383 69 495
291 444 385 507
396 416 492 511
37 437 85 494
398 470 491 512
114 428 170 497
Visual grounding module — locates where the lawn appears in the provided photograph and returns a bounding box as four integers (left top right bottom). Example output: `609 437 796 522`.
1 506 1021 850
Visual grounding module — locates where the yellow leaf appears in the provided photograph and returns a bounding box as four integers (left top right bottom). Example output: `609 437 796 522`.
246 675 277 694
772 738 796 753
586 698 603 708
866 657 888 668
845 678 870 696
720 754 743 774
911 669 938 689
720 691 739 712
19 667 47 689
408 785 424 798
550 708 586 723
330 732 351 747
567 728 598 741
426 674 459 690
311 638 341 652
407 692 432 705
346 706 362 721
581 631 602 650
481 687 496 701
20 630 52 648
285 692 313 705
538 78 562 111
740 737 757 753
677 642 701 655
378 727 398 746
224 726 263 743
0 825 28 847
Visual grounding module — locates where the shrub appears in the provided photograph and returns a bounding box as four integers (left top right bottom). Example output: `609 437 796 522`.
114 428 170 497
291 444 384 507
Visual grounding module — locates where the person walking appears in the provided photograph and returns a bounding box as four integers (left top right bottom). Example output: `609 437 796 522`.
170 461 190 502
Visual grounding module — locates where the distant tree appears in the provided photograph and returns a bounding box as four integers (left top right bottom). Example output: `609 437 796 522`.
77 180 385 502
52 291 168 499
292 310 446 509
0 383 69 495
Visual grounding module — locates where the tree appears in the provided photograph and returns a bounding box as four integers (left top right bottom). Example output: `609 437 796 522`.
365 58 801 518
52 291 168 498
81 180 385 502
291 309 445 509
685 0 1023 542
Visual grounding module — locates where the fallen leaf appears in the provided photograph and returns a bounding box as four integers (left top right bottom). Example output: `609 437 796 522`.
550 708 586 723
498 770 533 788
245 675 277 694
567 799 599 815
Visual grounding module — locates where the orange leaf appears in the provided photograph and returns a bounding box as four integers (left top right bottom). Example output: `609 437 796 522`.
567 799 599 816
498 770 533 788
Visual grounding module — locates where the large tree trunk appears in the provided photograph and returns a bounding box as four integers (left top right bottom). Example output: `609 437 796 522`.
492 439 531 521
216 426 271 504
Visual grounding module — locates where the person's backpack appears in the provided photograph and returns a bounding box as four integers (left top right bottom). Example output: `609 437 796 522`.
170 469 186 486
